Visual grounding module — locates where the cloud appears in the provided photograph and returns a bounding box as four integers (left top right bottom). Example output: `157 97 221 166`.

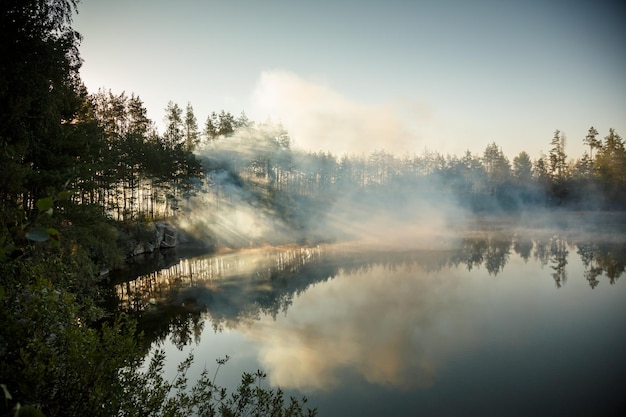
237 263 481 391
251 70 457 156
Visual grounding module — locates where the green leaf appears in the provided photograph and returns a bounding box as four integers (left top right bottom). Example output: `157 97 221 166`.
1 383 11 400
25 227 50 242
47 228 60 246
0 285 4 301
36 197 54 213
56 190 72 201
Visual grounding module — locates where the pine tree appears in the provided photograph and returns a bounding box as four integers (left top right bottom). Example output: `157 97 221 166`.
217 110 235 136
595 128 626 202
549 130 568 181
128 94 153 137
163 101 184 149
184 102 200 152
204 112 219 143
513 151 533 184
0 0 84 208
235 111 252 129
482 142 511 195
583 126 600 161
533 154 550 183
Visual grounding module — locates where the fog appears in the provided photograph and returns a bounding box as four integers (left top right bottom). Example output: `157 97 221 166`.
249 70 485 157
166 102 626 254
176 126 476 250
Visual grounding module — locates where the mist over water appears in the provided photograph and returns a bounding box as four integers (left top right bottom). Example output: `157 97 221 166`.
176 127 481 251
177 128 624 253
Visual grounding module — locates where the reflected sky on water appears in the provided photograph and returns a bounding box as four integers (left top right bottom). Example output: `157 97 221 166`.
117 232 626 416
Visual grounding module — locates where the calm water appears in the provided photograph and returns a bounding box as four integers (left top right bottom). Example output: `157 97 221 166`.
115 226 626 416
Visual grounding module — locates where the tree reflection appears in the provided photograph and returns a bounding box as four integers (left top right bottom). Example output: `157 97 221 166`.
577 242 603 289
115 233 625 349
453 233 518 275
513 234 533 261
549 237 569 288
484 235 512 275
594 242 626 285
575 241 626 287
456 237 488 271
533 237 550 267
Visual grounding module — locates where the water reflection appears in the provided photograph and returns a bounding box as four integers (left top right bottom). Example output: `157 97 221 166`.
111 227 626 416
115 232 625 355
239 262 478 390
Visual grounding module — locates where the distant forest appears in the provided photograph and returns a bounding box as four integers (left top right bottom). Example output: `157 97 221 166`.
21 87 624 227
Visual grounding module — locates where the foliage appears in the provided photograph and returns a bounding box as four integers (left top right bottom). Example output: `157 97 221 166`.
184 103 200 152
0 198 314 417
512 151 533 184
583 126 600 160
118 353 316 417
595 128 626 205
89 90 203 220
549 129 568 181
0 0 83 206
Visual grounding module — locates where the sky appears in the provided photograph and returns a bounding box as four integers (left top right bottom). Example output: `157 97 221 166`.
73 0 626 159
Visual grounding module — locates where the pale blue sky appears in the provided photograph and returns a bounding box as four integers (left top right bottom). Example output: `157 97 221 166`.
73 0 625 159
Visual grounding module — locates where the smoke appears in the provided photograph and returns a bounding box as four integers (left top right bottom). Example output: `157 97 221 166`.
177 127 301 248
176 127 470 250
318 176 468 249
173 71 535 250
177 70 603 251
250 70 481 156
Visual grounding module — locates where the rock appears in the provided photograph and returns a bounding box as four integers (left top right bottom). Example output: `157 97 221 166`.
155 222 178 248
123 221 179 257
132 240 155 256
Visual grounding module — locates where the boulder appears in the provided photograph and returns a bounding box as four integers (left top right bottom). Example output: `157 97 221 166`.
123 222 179 257
132 240 155 256
155 222 179 248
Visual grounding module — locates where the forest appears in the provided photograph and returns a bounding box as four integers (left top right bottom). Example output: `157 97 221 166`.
1 1 625 416
82 90 626 226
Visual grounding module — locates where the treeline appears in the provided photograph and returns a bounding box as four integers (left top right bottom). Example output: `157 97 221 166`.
197 123 626 215
0 85 203 223
179 119 626 249
88 91 202 220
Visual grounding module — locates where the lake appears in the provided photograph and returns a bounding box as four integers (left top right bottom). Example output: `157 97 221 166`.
114 218 626 416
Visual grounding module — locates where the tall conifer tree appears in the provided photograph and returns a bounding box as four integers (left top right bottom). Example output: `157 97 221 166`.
184 102 200 151
163 101 184 149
